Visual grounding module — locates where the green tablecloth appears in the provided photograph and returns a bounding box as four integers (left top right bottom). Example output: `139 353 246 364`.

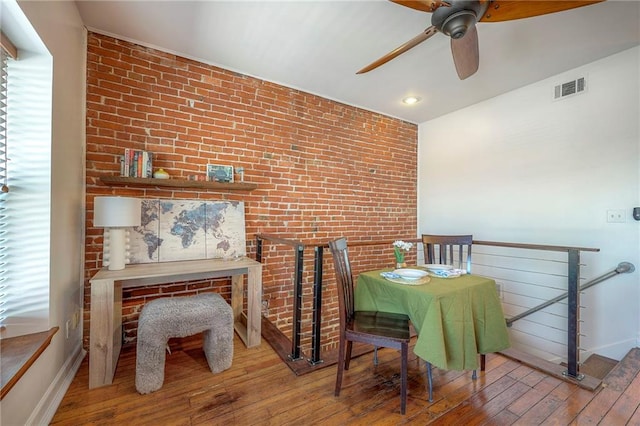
355 270 510 371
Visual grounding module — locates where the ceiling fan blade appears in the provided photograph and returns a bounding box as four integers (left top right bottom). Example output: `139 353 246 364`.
450 24 479 80
479 0 604 22
390 0 451 13
357 26 439 74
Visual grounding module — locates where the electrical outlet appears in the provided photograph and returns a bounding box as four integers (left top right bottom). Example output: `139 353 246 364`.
607 209 626 223
71 309 80 329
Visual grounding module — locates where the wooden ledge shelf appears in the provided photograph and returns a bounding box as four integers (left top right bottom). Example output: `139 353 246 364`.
1 327 59 399
100 176 257 191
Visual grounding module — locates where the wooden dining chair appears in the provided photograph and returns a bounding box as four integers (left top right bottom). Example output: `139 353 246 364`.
421 234 485 376
422 234 473 273
328 237 433 414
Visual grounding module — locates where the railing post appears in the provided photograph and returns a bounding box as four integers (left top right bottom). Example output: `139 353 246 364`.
564 248 584 380
255 235 263 262
309 245 324 365
289 244 305 361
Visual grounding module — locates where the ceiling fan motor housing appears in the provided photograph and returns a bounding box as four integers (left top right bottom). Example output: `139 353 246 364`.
432 0 489 38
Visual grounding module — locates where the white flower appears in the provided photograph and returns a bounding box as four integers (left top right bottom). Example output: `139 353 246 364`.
393 240 413 252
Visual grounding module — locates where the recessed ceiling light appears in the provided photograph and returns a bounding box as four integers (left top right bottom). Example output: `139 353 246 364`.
402 96 421 105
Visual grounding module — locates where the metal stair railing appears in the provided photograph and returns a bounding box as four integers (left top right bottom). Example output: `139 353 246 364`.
256 234 306 361
256 234 622 381
506 262 636 326
473 240 599 380
502 261 635 380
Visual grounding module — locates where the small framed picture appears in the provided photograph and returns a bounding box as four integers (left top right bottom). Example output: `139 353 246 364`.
207 164 234 183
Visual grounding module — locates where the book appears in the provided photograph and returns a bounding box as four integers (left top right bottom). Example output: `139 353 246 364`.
123 148 130 177
122 149 154 178
143 152 153 178
132 150 139 177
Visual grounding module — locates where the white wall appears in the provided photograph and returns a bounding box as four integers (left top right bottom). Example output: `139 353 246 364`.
418 47 640 361
0 1 86 425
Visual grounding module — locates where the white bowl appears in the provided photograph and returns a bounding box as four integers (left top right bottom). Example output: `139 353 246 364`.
393 269 428 280
424 264 453 272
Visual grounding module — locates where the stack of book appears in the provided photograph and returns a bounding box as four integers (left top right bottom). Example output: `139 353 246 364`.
121 149 153 178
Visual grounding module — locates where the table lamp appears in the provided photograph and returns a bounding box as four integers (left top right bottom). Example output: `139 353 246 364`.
93 196 141 270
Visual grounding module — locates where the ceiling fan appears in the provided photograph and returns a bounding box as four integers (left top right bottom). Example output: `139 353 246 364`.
357 0 604 80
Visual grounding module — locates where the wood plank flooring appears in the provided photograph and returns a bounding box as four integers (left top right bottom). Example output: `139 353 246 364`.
52 337 640 425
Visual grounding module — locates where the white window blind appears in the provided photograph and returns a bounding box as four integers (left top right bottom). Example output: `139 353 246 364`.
0 24 52 337
1 46 8 193
0 45 8 326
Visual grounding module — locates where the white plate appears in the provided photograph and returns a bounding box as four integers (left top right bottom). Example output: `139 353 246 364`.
393 269 428 280
424 264 453 271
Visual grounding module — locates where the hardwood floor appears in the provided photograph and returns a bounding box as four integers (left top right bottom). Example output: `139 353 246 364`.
52 336 640 425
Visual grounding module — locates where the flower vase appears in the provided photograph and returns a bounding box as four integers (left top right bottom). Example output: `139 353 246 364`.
394 248 406 269
392 241 412 269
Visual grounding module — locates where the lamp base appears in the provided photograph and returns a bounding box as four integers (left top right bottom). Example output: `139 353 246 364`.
106 228 127 271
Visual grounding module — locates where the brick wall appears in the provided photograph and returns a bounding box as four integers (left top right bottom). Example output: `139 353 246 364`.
84 33 418 354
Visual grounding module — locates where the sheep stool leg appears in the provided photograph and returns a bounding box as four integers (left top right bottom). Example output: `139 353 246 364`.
203 295 234 373
135 307 169 394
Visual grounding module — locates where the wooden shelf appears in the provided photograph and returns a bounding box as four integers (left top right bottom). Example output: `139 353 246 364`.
99 176 257 191
1 327 59 399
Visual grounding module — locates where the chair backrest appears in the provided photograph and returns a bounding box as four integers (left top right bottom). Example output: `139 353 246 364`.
422 234 473 273
328 238 355 327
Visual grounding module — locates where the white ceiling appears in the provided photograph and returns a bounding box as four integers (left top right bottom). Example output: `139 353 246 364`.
75 0 640 124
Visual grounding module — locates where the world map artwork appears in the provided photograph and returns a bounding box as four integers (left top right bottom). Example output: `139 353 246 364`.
104 199 246 265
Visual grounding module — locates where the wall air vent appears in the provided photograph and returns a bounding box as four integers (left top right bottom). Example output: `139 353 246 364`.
553 77 586 100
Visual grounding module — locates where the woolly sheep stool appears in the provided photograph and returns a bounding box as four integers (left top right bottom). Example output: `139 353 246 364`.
135 292 234 394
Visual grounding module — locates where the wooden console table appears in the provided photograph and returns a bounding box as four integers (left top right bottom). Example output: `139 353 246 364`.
89 257 262 389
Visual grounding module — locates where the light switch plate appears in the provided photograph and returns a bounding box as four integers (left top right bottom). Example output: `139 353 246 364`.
607 209 626 223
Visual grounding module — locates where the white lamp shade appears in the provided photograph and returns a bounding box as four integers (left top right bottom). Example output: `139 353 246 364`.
93 196 141 228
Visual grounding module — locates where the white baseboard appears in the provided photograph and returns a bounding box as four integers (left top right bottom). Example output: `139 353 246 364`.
27 345 86 425
580 338 638 362
513 338 638 365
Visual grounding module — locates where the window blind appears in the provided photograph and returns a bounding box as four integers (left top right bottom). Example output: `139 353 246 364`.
1 31 16 195
0 30 52 337
0 52 7 191
0 44 9 326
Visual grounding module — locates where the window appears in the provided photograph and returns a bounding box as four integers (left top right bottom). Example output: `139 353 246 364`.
0 34 15 330
0 4 53 338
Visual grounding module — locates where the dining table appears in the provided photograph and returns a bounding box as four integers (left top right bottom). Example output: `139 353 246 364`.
355 268 510 371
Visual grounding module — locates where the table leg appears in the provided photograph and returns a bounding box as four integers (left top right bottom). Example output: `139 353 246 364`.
231 274 245 344
246 263 262 347
89 279 122 389
230 265 262 348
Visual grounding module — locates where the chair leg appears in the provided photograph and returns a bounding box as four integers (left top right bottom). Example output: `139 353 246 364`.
426 361 433 402
472 354 486 380
400 343 408 415
373 346 378 366
335 338 346 396
345 341 353 370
